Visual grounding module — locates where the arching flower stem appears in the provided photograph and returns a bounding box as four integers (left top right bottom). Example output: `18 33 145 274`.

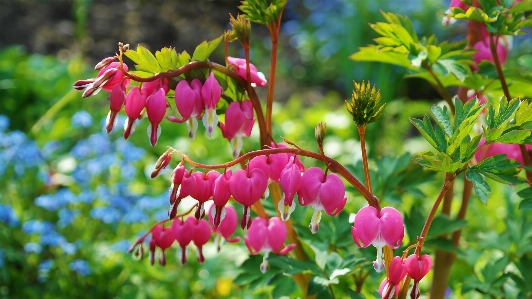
169 146 380 209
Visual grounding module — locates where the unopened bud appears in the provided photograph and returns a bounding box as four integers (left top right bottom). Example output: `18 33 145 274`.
122 44 130 52
73 79 95 90
315 122 326 145
346 81 385 126
94 56 116 70
92 68 118 89
151 152 172 178
230 14 251 46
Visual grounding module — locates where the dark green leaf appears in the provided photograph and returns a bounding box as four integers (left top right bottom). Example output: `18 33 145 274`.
519 198 532 210
466 168 491 204
430 105 453 137
437 59 470 81
428 215 467 237
510 1 532 13
269 274 297 298
348 290 366 299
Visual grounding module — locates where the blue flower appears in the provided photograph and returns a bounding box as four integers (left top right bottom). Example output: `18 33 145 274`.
40 231 67 247
57 208 79 228
0 204 19 227
111 240 132 252
71 167 90 185
22 220 54 235
24 242 43 254
122 209 148 224
0 115 9 132
71 110 93 129
69 259 91 276
90 206 121 224
71 140 92 159
42 141 60 160
35 194 68 211
78 190 94 204
56 189 78 205
115 139 145 162
61 242 77 255
39 259 54 272
88 133 111 155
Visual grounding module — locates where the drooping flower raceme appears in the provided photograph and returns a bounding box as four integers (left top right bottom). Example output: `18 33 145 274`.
149 224 175 266
227 56 267 88
405 254 433 299
229 167 268 229
244 217 295 273
351 206 404 272
298 167 347 233
379 256 407 299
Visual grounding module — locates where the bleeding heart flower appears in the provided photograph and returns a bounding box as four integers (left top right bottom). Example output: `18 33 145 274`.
192 219 211 263
298 167 347 233
220 100 255 158
227 57 267 88
244 217 295 273
248 153 289 183
278 157 302 221
149 224 175 266
352 206 404 272
168 169 196 219
105 84 127 134
201 72 222 137
124 86 146 140
229 167 268 229
172 217 195 264
189 170 220 219
208 205 240 251
211 170 232 228
169 79 204 139
97 62 130 92
145 88 167 146
475 138 532 164
405 254 433 299
379 256 407 299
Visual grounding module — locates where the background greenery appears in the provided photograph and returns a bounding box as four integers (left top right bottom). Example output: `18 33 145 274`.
1 0 531 298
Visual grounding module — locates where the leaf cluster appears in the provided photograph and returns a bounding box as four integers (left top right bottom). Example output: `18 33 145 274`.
349 11 474 85
239 0 287 27
444 0 532 35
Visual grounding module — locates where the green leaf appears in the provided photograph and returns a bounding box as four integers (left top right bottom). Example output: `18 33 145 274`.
495 130 531 144
430 105 453 137
517 186 532 198
466 168 491 204
124 45 162 74
410 116 439 150
307 276 334 298
510 0 532 13
349 46 414 69
192 34 223 62
348 290 366 299
518 198 532 210
268 274 297 298
427 45 442 63
436 59 470 82
267 255 321 275
155 47 177 72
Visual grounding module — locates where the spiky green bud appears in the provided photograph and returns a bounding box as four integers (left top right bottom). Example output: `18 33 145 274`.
346 81 385 126
229 14 251 46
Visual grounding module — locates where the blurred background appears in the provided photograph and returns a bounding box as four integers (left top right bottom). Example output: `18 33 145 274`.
1 0 531 298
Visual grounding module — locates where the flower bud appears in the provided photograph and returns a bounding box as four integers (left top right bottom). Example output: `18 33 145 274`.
315 122 326 145
94 56 116 70
346 81 385 126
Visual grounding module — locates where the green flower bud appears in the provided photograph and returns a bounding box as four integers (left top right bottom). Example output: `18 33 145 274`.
346 81 385 127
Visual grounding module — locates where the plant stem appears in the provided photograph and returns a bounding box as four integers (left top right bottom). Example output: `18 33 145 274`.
265 19 282 136
357 125 372 193
172 146 380 209
488 33 532 183
423 63 455 113
415 174 457 255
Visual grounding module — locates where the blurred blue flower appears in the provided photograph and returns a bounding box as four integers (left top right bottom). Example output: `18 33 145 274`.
0 204 19 227
39 259 54 272
71 140 92 159
61 242 77 255
56 189 78 205
72 167 90 185
35 194 68 211
88 133 111 155
90 206 121 224
0 249 5 268
115 139 145 162
71 110 93 129
120 163 137 179
16 140 42 168
122 209 149 224
69 259 91 276
5 131 25 147
42 141 60 160
40 231 67 247
57 208 79 228
111 240 132 252
24 242 43 254
153 209 169 221
78 190 94 204
0 115 9 132
136 195 167 211
22 220 54 235
110 195 133 212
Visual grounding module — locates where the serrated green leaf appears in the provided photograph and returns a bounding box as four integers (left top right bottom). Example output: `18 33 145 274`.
177 51 191 67
519 198 532 210
124 45 162 74
430 105 453 137
495 130 531 144
192 34 223 62
155 47 176 72
410 117 439 150
466 168 491 204
427 45 442 63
